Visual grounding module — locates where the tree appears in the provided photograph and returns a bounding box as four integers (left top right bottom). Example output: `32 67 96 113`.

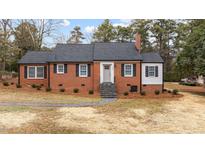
176 20 205 81
13 21 38 58
67 26 85 44
131 19 153 52
93 19 115 42
0 19 18 71
150 19 178 72
114 25 133 42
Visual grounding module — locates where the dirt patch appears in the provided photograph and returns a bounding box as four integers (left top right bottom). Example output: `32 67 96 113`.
56 107 141 133
0 111 36 130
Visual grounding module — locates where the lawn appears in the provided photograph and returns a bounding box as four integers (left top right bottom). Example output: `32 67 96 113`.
0 82 205 133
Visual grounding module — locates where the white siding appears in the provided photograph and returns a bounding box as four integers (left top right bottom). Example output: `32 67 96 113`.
142 63 163 84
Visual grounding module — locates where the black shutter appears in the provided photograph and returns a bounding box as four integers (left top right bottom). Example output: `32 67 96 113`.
145 66 148 77
44 66 47 79
24 66 27 78
121 64 124 77
88 64 91 77
54 64 57 73
133 64 136 76
64 64 67 73
76 64 79 77
155 66 158 77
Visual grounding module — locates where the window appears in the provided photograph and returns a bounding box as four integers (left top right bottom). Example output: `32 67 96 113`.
57 64 64 74
124 64 133 77
28 66 44 79
79 64 88 77
28 66 35 78
148 66 155 77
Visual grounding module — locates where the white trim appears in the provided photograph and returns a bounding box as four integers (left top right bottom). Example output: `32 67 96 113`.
124 64 133 77
100 62 114 83
57 64 64 74
79 64 88 77
27 66 44 79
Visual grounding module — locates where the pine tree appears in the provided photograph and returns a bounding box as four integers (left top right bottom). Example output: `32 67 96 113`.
67 26 85 44
93 19 115 42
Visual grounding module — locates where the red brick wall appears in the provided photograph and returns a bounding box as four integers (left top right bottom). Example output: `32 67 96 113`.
93 62 100 94
49 63 94 94
114 61 141 94
141 84 163 93
19 64 48 87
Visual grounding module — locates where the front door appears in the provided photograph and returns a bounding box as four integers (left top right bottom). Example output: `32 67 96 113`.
103 65 111 82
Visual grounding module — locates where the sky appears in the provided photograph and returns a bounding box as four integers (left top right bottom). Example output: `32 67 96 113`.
46 19 132 47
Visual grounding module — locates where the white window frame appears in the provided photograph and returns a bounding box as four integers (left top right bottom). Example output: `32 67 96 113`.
57 64 64 74
79 64 88 77
148 66 155 77
124 64 133 77
27 66 44 79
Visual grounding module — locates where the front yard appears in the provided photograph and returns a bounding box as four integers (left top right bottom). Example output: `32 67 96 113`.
0 81 205 133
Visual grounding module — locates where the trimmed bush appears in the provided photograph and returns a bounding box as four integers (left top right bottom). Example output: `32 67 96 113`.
46 87 52 92
10 82 14 85
36 86 41 90
88 90 94 95
16 84 22 88
3 82 9 86
31 84 36 88
168 90 172 93
140 91 146 96
172 89 179 95
73 88 79 93
124 92 129 96
179 82 196 86
60 88 65 92
155 90 160 95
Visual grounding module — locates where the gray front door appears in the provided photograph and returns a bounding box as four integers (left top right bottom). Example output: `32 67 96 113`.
103 65 111 82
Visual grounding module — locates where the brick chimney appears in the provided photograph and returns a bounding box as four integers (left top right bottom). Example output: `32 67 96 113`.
135 33 141 52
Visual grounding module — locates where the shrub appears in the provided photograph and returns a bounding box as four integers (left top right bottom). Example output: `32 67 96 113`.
60 88 65 92
172 89 179 95
10 82 14 85
73 88 79 93
31 84 36 88
36 86 41 90
16 84 22 88
3 82 9 86
140 91 146 96
88 90 94 95
179 82 196 86
167 90 172 93
155 90 160 95
46 87 52 92
163 89 167 92
124 92 129 96
58 84 63 86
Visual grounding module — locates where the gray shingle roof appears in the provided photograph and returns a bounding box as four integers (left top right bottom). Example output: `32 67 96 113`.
141 52 164 63
51 44 94 62
18 43 164 64
18 51 54 64
93 42 142 61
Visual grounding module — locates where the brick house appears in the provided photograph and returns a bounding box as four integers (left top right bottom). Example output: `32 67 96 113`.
18 34 164 98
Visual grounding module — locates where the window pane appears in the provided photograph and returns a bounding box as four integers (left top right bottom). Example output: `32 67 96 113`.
57 65 64 73
37 67 44 78
29 67 35 78
80 65 87 76
125 65 132 76
148 66 155 77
